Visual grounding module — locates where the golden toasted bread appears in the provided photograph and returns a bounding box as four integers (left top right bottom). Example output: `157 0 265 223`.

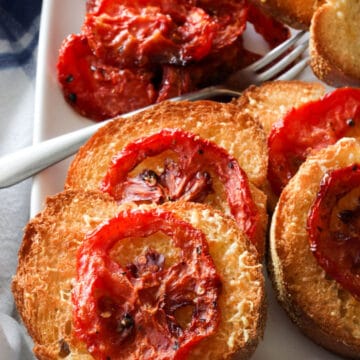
249 0 319 29
12 190 266 360
270 137 360 358
310 0 360 87
65 100 268 257
233 80 326 136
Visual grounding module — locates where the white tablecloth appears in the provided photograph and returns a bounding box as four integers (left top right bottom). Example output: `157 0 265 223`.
0 2 42 358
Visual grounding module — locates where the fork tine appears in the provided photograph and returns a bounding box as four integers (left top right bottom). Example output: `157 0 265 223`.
256 39 309 82
245 30 307 72
276 56 310 81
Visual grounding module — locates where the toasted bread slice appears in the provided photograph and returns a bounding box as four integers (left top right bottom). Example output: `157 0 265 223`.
12 191 265 360
310 0 360 87
270 137 360 358
233 80 326 136
65 100 268 257
249 0 318 29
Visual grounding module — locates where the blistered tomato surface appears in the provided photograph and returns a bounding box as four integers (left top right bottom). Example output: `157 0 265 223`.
57 0 289 121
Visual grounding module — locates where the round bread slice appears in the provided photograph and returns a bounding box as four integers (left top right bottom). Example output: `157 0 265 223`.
310 0 360 87
65 100 268 257
12 190 266 360
270 137 360 358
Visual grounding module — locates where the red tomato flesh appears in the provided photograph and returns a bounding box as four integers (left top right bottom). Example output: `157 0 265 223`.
57 34 157 121
307 164 360 300
73 208 221 360
100 129 260 250
268 88 360 195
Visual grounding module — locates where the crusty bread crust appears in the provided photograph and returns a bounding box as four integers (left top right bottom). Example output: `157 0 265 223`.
270 138 360 358
249 0 319 29
310 0 360 87
12 191 266 360
65 100 268 257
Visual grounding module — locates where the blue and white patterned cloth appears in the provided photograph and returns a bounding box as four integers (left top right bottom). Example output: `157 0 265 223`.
0 1 42 359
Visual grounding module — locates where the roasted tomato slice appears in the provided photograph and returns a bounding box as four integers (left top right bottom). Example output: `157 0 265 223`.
82 0 249 67
100 129 260 248
73 208 221 360
57 34 157 121
307 164 360 300
83 8 181 67
268 87 360 195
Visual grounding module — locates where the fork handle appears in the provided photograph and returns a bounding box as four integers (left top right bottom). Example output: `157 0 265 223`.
0 87 242 188
0 123 99 188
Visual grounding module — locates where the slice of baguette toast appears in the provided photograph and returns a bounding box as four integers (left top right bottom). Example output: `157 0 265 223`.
269 137 360 358
310 0 360 87
249 0 319 29
65 100 268 257
12 190 266 360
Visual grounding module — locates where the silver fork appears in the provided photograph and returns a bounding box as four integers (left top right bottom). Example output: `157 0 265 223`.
0 30 309 188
